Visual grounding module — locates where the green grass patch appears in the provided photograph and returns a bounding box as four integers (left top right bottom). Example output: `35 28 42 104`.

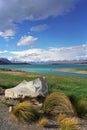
46 75 87 98
69 95 87 118
0 69 87 98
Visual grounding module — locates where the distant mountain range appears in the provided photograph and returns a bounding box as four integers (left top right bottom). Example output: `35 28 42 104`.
0 58 11 64
0 57 87 64
45 59 87 64
0 58 29 64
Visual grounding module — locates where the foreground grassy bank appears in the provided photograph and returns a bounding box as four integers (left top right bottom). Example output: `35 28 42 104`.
0 68 87 127
0 68 87 98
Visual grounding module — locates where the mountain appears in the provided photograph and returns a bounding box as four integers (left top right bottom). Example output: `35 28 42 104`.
11 60 30 64
0 58 11 64
45 59 87 64
0 58 30 64
0 57 87 65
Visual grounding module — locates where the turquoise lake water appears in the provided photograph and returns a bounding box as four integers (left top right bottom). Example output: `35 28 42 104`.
0 64 87 77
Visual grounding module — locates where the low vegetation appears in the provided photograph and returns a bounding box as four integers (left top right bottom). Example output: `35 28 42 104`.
12 101 39 122
75 68 87 71
69 95 87 118
0 69 87 129
0 69 87 98
57 114 80 130
43 91 74 116
38 117 49 127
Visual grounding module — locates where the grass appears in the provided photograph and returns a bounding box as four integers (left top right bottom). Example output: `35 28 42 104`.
38 117 49 127
69 95 87 118
47 75 87 98
0 69 39 89
57 114 80 130
75 68 87 71
0 69 87 120
0 69 87 98
12 101 39 122
43 91 74 116
0 68 86 129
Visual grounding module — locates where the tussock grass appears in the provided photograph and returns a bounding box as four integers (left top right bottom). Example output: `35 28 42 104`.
70 95 87 118
0 69 87 121
38 117 49 127
43 91 74 116
12 101 39 122
57 114 80 130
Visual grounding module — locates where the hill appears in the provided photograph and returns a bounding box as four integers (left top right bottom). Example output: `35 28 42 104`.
0 58 11 64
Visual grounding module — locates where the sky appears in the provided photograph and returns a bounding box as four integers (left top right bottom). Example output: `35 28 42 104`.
0 0 87 62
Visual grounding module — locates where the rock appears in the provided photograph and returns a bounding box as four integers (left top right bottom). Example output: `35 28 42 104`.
5 77 48 99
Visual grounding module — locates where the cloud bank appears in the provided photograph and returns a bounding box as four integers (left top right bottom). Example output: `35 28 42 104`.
8 44 87 62
0 0 78 31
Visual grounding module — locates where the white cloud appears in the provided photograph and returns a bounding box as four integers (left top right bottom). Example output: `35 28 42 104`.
17 35 38 46
0 50 8 54
30 24 48 31
10 44 87 62
0 29 15 40
0 0 79 31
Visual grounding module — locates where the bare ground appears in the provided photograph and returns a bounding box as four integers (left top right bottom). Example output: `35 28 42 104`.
0 93 59 130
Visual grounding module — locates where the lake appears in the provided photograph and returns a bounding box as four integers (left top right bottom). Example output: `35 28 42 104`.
0 64 87 77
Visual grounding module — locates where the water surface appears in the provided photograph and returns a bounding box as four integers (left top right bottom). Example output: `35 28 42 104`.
0 64 87 77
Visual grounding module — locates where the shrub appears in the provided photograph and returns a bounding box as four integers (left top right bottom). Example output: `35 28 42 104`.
38 117 49 127
70 95 87 118
57 114 80 130
12 101 39 122
43 91 74 116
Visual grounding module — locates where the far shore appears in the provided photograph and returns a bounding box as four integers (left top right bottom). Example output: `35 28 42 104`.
54 68 87 74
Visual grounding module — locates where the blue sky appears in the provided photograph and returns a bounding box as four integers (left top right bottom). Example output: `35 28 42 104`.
0 0 87 62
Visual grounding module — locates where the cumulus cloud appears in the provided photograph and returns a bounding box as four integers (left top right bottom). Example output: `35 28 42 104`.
0 0 78 31
0 29 15 40
17 35 38 46
10 44 87 62
30 24 48 31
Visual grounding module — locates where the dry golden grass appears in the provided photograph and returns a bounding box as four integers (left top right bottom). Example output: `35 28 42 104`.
38 117 49 127
43 91 74 116
57 114 80 130
12 101 39 122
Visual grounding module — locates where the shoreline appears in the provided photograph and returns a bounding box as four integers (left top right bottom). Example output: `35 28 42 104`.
54 68 87 74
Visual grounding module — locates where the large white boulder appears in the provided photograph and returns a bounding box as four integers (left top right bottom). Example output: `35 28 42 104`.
5 77 48 99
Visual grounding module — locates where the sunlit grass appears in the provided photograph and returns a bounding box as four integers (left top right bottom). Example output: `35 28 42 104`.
38 117 49 127
12 101 39 122
57 113 80 130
